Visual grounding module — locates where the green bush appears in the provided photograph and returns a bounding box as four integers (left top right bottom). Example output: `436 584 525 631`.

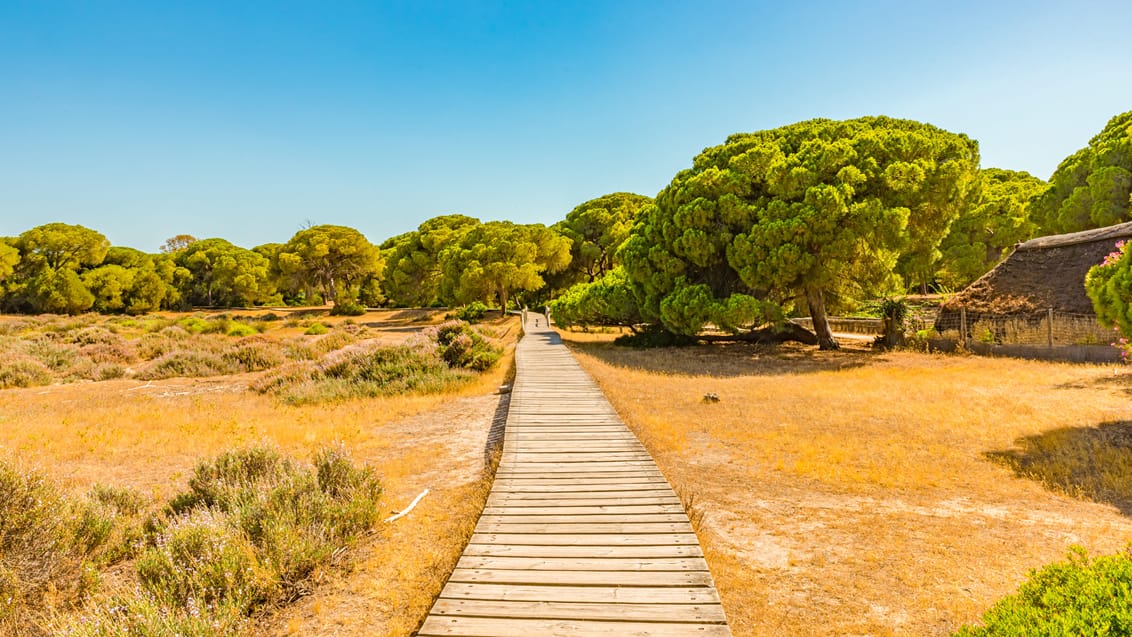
455 301 489 323
329 300 366 316
225 322 259 337
429 321 502 371
304 322 329 335
955 546 1132 636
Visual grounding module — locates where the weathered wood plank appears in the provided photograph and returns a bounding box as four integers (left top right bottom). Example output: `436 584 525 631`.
446 568 714 586
429 598 727 623
468 532 701 546
456 555 709 572
419 321 730 635
473 522 694 534
482 504 686 515
438 583 720 604
417 616 731 636
461 543 703 558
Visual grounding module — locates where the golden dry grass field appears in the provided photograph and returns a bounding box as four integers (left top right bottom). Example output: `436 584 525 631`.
0 309 518 636
560 330 1132 637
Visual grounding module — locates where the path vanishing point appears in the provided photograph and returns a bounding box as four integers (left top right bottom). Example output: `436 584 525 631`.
417 317 732 636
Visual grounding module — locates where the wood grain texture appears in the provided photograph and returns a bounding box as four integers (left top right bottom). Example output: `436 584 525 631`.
417 320 731 636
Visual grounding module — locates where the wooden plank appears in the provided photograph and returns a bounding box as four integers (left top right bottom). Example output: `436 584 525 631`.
420 323 731 636
417 616 731 636
438 583 720 604
473 522 694 534
468 532 701 546
429 598 727 623
456 556 709 572
482 504 686 515
487 495 682 506
462 544 703 559
446 568 714 587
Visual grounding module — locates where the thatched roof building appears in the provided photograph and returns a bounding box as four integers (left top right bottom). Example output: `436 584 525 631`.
939 221 1132 321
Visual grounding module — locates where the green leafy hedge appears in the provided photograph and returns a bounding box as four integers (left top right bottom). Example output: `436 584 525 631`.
955 546 1132 636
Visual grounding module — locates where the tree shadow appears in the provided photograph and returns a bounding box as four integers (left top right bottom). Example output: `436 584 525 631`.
560 337 875 378
985 420 1132 516
1054 372 1132 397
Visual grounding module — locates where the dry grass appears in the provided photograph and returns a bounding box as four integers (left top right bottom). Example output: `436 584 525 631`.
560 329 1132 637
0 311 517 636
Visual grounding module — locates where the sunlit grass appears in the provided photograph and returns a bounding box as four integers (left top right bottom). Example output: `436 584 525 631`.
0 311 517 636
561 329 1132 636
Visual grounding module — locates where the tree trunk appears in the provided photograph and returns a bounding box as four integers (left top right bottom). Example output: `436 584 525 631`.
806 285 839 350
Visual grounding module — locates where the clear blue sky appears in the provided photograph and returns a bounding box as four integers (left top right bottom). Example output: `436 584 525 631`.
2 0 1129 251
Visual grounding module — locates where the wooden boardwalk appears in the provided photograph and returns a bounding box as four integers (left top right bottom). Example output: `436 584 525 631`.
416 319 731 636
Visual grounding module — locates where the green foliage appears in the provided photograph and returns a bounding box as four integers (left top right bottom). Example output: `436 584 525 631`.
955 546 1132 636
938 168 1046 288
1086 240 1132 343
304 322 329 335
175 238 274 307
427 321 503 371
550 267 642 329
16 223 109 271
382 215 480 307
553 192 653 286
0 241 19 283
64 446 382 637
440 221 571 311
224 321 259 337
277 225 383 306
25 266 96 314
1033 110 1132 234
621 116 979 348
329 299 366 316
455 301 489 322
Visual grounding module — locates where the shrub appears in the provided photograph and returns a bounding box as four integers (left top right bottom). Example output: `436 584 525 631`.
427 321 502 371
455 301 489 323
225 322 258 337
137 350 236 380
304 322 329 335
0 464 129 634
68 326 122 346
136 510 277 610
0 355 53 388
221 339 286 372
59 446 383 635
79 341 136 365
252 340 469 404
955 546 1132 636
25 337 81 371
92 363 127 381
329 300 366 316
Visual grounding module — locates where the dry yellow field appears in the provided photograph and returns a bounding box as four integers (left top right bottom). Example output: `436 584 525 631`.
0 310 518 636
560 330 1132 637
